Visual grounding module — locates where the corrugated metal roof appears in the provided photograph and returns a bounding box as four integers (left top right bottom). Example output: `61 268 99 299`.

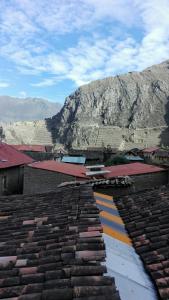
12 144 46 152
0 143 33 169
125 155 144 161
94 192 157 300
61 156 86 164
104 162 164 178
29 160 88 178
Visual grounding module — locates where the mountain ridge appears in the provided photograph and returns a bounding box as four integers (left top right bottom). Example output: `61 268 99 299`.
2 60 169 149
50 60 169 149
0 96 61 123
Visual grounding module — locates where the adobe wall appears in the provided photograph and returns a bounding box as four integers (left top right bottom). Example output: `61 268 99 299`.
23 166 75 194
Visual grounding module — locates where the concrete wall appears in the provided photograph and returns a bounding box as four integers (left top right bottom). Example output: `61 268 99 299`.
23 166 75 194
0 166 23 195
95 171 168 198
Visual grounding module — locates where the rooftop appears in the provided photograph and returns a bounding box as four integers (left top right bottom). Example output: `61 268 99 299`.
61 156 86 165
104 162 165 178
142 147 159 153
115 186 169 300
94 192 157 300
124 155 144 161
0 143 33 169
12 145 47 152
0 185 120 300
29 160 87 178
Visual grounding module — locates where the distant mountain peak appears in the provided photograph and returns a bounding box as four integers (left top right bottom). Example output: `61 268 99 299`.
0 96 61 123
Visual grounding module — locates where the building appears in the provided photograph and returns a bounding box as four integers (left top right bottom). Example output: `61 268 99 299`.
151 149 169 166
0 185 120 300
24 161 168 196
96 162 168 196
24 160 88 194
115 185 169 299
0 143 33 195
69 147 118 165
12 144 54 161
141 147 159 161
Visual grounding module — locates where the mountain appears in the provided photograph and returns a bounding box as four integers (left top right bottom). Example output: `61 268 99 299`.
2 60 169 149
50 60 169 149
0 96 61 123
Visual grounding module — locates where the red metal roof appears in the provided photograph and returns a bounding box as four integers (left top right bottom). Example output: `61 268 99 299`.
29 160 88 178
0 143 34 169
142 147 159 153
104 162 165 178
12 144 46 152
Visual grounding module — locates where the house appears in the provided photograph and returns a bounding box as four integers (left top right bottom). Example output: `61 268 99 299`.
115 185 169 299
69 147 118 165
24 160 88 194
24 160 168 196
141 147 159 161
12 144 54 161
0 184 120 300
98 162 168 196
151 149 169 166
0 143 33 195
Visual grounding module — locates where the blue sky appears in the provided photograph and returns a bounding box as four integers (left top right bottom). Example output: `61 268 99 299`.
0 0 169 104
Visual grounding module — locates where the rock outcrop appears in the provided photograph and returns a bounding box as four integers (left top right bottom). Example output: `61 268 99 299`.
2 120 53 145
51 60 169 149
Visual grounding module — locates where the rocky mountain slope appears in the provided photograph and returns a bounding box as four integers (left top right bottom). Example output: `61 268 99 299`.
2 60 169 149
50 60 169 149
0 96 61 122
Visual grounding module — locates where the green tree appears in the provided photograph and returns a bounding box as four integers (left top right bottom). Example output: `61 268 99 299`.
0 126 5 142
105 155 129 166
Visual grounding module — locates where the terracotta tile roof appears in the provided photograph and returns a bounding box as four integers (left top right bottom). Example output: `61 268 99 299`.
29 160 88 179
0 185 120 300
104 162 165 178
0 143 33 169
115 187 169 300
12 145 46 152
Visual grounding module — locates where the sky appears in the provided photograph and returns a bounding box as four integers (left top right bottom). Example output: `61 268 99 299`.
0 0 169 104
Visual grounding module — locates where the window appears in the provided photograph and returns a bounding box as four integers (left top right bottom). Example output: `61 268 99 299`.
2 175 7 191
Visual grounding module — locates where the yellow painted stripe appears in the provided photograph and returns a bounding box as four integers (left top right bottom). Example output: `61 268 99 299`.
94 192 113 202
96 199 117 210
100 211 124 225
103 225 132 246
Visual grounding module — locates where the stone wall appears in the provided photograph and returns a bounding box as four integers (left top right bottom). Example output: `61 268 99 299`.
23 166 75 194
0 166 23 195
95 171 168 197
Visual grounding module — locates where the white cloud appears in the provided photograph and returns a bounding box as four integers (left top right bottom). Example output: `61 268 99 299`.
19 91 27 97
0 82 10 88
31 78 59 87
0 0 169 88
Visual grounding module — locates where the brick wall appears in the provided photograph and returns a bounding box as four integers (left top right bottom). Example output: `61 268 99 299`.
95 171 168 197
23 166 75 194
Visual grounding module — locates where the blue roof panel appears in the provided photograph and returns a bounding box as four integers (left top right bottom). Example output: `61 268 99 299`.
62 156 86 164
